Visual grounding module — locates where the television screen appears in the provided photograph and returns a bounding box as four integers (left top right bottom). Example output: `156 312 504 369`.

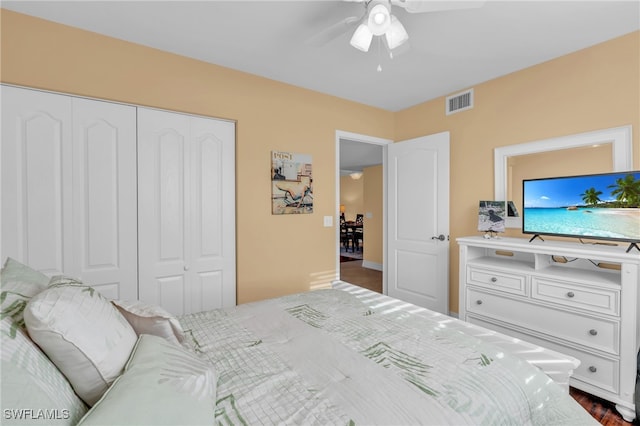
522 171 640 243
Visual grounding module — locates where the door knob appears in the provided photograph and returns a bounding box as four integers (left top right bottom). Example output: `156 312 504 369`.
431 234 446 241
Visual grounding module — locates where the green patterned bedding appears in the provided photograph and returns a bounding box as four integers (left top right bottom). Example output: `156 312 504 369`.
180 285 597 425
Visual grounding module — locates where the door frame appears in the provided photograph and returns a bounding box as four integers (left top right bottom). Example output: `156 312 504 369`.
334 130 392 293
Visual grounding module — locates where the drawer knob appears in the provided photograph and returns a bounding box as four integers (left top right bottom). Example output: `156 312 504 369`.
588 366 597 373
566 292 575 298
476 300 483 305
490 277 498 283
589 329 598 336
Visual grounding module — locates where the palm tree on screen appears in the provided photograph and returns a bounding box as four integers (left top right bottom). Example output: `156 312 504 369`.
608 174 640 207
580 187 602 206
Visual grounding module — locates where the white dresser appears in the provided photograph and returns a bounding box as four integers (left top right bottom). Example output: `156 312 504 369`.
457 236 639 422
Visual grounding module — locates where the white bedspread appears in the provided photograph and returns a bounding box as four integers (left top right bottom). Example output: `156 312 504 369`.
179 285 597 425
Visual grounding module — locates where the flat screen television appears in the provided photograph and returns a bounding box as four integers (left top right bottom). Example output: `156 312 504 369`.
522 171 640 250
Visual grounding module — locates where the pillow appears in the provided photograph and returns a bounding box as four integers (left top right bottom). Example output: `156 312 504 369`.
77 334 216 426
23 276 137 406
112 300 186 346
1 316 88 425
1 258 50 335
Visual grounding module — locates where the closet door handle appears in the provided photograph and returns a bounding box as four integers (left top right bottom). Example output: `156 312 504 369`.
490 277 498 283
589 329 598 336
184 265 190 271
566 291 575 298
476 300 483 305
588 366 597 373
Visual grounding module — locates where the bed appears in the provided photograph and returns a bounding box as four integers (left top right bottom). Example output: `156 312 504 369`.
1 258 598 425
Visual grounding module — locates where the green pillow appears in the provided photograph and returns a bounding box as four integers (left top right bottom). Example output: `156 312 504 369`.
1 258 49 337
1 317 88 425
78 334 216 426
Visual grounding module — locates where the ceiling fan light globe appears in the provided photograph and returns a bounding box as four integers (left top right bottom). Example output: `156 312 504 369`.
373 11 386 25
350 24 373 52
385 15 409 49
367 3 390 36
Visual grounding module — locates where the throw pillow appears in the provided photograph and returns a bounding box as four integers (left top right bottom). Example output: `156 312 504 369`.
1 258 50 336
23 276 137 406
77 334 216 426
112 299 186 346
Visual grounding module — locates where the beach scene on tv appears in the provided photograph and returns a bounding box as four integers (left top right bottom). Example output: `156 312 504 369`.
523 172 640 241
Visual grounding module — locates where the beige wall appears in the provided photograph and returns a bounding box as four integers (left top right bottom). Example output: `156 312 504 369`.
339 175 364 222
2 10 638 313
395 31 640 313
0 10 395 304
362 165 383 265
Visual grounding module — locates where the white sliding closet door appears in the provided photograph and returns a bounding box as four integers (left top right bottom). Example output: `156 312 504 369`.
1 86 138 300
137 108 235 315
2 86 73 276
71 98 137 300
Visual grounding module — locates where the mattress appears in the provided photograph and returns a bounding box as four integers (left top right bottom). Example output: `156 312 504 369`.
179 283 597 425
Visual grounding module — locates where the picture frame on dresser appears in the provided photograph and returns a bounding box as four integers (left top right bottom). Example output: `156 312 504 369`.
457 236 639 422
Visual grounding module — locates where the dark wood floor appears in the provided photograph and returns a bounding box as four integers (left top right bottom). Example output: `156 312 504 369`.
570 387 636 426
339 259 636 426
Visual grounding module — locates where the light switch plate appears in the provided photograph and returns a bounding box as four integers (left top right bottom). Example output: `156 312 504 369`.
365 212 373 218
323 216 333 227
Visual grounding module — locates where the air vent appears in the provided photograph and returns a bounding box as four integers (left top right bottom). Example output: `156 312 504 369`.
446 89 474 115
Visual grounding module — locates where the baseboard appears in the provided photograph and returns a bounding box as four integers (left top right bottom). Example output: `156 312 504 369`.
362 260 382 271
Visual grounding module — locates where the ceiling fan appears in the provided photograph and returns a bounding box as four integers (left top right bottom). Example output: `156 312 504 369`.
339 0 485 53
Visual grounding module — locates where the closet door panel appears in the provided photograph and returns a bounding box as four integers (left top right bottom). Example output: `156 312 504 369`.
1 86 72 275
72 98 137 300
138 108 190 315
190 117 236 312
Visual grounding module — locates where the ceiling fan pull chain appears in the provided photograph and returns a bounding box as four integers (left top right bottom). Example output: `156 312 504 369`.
377 37 383 72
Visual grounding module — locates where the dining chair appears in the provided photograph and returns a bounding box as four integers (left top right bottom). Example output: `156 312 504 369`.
354 214 364 252
340 215 354 252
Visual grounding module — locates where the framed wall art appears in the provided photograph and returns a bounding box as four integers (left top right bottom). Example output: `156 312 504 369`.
478 200 506 235
271 151 313 215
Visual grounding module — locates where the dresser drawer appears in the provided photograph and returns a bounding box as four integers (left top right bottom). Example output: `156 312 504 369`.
466 315 620 394
531 277 619 316
466 288 620 355
467 267 527 296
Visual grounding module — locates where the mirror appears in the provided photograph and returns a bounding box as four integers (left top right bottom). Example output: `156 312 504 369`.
495 126 633 228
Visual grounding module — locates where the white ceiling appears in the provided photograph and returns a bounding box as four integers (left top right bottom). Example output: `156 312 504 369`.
3 1 639 113
340 139 384 174
3 1 638 172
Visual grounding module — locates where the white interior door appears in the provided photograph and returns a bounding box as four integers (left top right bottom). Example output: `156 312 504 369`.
188 115 236 312
138 108 236 315
1 86 73 275
1 86 138 300
72 98 137 300
138 108 191 315
387 132 450 314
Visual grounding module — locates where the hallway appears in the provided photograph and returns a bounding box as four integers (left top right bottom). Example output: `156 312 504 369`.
339 260 382 294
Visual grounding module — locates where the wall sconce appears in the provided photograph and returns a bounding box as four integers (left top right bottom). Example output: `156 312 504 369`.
350 172 363 180
340 205 346 214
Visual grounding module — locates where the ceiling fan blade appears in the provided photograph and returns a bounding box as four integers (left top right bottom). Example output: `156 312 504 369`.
388 39 411 58
306 15 362 46
392 0 485 14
